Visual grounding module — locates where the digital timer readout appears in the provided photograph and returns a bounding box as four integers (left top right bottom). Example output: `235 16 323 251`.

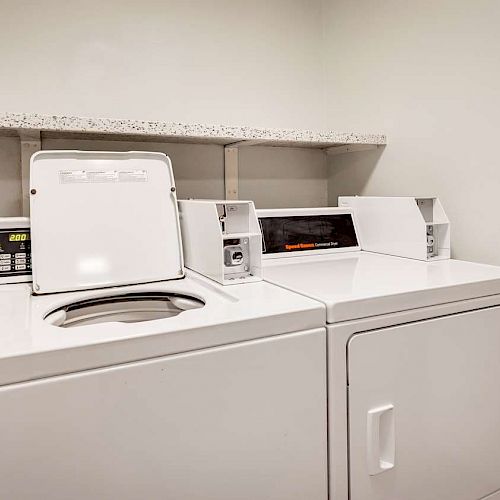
8 233 29 242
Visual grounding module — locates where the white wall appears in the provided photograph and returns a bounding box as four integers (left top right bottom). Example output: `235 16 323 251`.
0 0 324 130
0 0 328 214
4 0 499 264
324 0 500 264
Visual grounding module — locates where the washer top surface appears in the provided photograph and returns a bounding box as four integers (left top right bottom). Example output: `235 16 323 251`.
263 251 500 323
0 271 323 386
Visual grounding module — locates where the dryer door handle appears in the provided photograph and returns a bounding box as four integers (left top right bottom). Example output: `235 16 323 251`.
367 404 395 476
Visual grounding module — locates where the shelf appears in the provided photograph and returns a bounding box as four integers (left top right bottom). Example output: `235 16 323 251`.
0 112 386 151
0 111 387 209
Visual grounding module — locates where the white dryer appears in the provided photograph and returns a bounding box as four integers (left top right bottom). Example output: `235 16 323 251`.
0 152 328 500
258 207 500 500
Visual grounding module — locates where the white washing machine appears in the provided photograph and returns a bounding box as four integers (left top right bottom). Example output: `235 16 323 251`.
258 207 500 500
0 151 328 500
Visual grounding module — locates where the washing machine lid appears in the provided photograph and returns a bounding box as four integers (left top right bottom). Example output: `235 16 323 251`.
30 151 184 294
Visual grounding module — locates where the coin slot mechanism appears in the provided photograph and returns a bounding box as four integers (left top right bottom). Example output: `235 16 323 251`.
179 200 262 285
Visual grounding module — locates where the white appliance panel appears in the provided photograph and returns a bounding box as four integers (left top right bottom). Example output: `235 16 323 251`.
263 252 500 322
30 151 184 294
348 307 500 500
339 196 450 261
0 330 327 500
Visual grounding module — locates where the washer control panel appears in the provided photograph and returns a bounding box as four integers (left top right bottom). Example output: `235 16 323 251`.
0 217 31 284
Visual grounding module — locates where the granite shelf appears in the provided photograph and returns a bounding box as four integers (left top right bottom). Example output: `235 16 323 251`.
0 112 386 151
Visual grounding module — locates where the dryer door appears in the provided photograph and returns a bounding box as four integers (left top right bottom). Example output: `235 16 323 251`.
348 306 500 500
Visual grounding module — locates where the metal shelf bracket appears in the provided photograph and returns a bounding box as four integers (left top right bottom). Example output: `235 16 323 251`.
19 130 41 216
224 146 239 200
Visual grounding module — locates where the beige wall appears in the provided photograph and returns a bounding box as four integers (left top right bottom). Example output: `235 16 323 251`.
0 0 324 130
41 138 328 209
42 138 226 201
324 0 500 264
239 146 327 208
0 137 22 216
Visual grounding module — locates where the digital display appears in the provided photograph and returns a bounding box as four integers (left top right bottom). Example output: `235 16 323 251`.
9 233 29 242
259 214 358 254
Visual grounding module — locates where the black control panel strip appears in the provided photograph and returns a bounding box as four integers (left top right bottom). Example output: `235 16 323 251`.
259 214 358 254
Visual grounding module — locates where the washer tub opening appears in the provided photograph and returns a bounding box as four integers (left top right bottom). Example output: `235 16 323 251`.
44 292 205 328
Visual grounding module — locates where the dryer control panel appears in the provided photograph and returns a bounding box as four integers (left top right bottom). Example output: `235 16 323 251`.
0 217 31 284
257 208 360 259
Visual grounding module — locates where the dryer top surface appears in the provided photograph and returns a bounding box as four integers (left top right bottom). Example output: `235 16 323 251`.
263 251 500 322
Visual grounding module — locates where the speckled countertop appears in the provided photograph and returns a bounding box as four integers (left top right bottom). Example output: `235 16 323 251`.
0 112 386 148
